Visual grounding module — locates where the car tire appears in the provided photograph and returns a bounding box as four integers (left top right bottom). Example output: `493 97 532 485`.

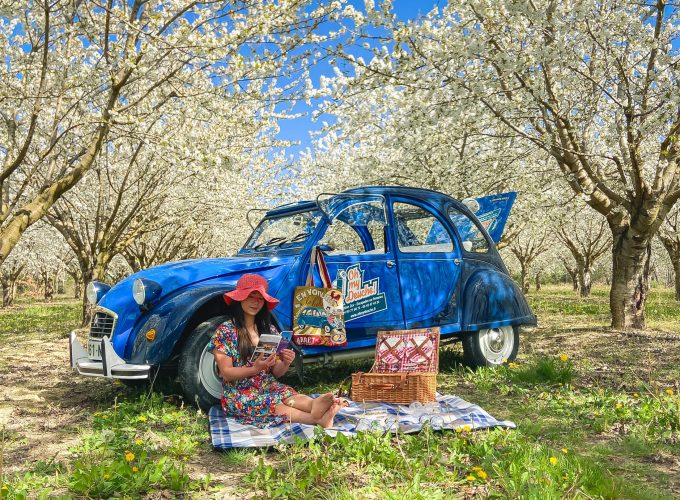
462 325 519 368
178 315 230 411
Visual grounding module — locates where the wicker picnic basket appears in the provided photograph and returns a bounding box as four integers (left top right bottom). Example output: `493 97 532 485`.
351 328 440 404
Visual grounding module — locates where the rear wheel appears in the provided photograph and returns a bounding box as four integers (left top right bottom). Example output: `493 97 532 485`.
462 325 519 367
178 315 229 411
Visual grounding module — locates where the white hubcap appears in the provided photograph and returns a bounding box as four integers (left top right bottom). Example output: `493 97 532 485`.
478 326 514 364
199 344 223 398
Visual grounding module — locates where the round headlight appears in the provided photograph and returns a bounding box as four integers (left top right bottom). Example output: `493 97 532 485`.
133 279 146 305
133 278 162 307
86 282 98 305
86 281 111 305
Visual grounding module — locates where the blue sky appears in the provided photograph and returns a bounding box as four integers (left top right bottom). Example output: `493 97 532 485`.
274 0 441 159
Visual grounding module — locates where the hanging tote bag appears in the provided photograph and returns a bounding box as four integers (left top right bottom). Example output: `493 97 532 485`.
292 247 347 347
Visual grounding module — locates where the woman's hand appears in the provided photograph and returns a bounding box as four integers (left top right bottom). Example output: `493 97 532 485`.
278 349 296 365
271 349 295 378
253 353 277 373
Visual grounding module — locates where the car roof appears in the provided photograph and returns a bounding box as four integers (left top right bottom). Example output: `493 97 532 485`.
264 186 460 218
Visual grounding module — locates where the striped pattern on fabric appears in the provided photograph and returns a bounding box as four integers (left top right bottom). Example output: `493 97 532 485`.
209 393 515 449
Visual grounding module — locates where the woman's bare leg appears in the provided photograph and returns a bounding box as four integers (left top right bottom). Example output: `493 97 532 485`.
274 404 322 425
283 393 335 419
310 393 335 418
282 394 313 413
317 403 341 429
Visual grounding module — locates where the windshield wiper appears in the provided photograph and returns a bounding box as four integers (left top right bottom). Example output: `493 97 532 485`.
252 236 288 250
277 232 309 247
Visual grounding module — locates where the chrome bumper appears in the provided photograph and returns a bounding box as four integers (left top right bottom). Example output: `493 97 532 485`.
69 331 151 379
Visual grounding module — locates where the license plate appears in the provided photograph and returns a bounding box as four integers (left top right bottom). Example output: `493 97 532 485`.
88 339 102 360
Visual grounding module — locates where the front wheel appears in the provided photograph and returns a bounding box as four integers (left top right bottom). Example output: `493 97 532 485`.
462 325 519 368
178 316 229 411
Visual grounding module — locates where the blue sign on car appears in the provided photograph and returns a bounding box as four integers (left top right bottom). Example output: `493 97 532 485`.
69 186 536 409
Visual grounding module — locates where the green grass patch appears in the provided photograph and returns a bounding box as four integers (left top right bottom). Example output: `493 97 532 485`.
0 300 81 340
1 286 679 497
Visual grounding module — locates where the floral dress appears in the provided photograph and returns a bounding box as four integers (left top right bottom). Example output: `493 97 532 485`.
209 320 297 428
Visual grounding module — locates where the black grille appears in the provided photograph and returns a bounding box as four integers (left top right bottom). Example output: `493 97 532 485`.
90 311 115 339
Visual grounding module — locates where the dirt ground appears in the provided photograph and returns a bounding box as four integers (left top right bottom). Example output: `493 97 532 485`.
0 333 246 497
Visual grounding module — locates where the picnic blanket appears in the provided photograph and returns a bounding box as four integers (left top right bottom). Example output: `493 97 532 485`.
209 394 515 449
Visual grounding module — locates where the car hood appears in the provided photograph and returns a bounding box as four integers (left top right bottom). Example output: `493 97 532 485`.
97 255 293 315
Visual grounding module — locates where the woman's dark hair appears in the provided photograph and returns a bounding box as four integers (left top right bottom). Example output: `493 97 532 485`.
228 300 274 364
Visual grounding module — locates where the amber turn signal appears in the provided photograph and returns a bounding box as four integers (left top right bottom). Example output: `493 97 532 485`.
145 329 157 342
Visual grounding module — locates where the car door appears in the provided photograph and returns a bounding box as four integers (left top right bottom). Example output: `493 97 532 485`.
314 196 405 343
390 198 462 331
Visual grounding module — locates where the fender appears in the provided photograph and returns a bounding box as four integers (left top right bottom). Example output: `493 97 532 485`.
461 270 536 331
126 285 230 364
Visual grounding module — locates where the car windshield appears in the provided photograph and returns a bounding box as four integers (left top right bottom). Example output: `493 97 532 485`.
241 209 323 252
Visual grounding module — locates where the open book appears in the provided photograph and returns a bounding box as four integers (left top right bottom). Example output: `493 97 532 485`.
249 331 292 363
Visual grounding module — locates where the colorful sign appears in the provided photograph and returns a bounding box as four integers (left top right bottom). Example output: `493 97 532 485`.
335 264 388 321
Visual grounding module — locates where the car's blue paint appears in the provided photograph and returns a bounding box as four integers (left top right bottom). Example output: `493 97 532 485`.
460 267 535 330
90 186 535 366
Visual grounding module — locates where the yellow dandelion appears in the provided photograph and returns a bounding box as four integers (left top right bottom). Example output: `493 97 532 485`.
137 415 147 422
463 425 472 432
456 427 463 433
561 448 568 454
665 389 674 396
615 403 623 409
132 466 139 472
103 473 110 480
135 439 144 445
472 466 483 471
549 456 558 465
508 362 519 369
633 393 639 398
176 426 184 431
466 475 476 481
477 470 488 480
559 354 568 362
125 451 135 462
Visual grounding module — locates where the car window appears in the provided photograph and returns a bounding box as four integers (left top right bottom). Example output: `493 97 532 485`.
320 199 388 255
392 202 454 253
243 210 322 251
448 206 490 253
321 221 365 254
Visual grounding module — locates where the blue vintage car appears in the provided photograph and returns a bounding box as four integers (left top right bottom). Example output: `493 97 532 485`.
70 187 536 409
297 307 334 332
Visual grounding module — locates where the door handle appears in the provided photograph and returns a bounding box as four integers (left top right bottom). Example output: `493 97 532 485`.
386 260 395 268
453 258 461 265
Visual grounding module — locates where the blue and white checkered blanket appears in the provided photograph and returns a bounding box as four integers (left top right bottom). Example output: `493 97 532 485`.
209 394 515 449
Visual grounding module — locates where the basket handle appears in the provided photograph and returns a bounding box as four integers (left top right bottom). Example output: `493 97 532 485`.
368 382 402 390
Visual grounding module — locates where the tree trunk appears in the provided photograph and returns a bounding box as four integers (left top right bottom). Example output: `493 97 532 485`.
610 232 652 329
673 258 680 302
659 235 680 302
535 272 541 291
578 268 592 298
74 279 82 299
2 285 11 307
520 263 530 294
1 274 12 307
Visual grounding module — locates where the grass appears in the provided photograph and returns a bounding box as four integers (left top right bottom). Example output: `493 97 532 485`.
1 286 679 498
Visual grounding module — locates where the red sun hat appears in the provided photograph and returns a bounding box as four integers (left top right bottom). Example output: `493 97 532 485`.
223 273 280 310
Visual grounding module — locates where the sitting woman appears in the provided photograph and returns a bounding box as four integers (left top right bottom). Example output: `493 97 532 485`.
210 273 341 428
